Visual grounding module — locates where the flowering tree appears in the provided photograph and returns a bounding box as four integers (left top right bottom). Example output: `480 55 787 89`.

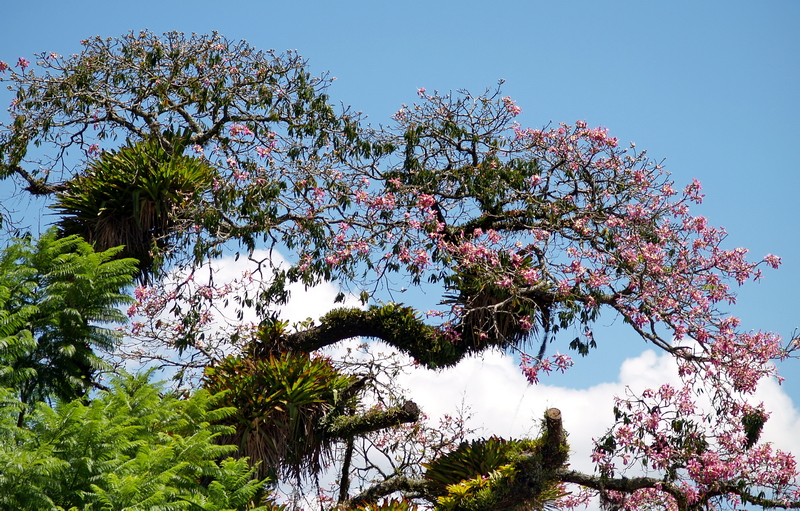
1 31 799 510
0 30 376 283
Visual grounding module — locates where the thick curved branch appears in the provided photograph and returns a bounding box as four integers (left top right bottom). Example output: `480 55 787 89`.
253 305 469 368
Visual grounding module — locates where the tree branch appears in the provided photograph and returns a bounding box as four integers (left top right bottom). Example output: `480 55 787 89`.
556 470 800 510
346 475 429 507
556 469 687 508
325 400 420 439
8 164 69 196
252 305 469 368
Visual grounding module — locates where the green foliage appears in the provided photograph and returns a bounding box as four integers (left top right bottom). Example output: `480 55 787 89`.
204 352 358 480
0 228 137 411
742 409 767 450
435 463 519 511
424 437 529 495
350 499 420 511
315 305 465 368
52 137 216 281
0 372 280 510
424 436 568 511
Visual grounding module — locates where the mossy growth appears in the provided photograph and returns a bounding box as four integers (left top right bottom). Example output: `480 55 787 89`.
324 400 419 439
253 302 549 369
351 304 466 368
423 425 570 510
253 304 470 368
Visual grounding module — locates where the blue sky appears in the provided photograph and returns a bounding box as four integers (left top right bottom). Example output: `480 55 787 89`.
2 0 800 477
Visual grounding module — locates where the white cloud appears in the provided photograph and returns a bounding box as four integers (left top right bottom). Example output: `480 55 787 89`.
396 347 800 476
754 377 800 454
178 249 362 329
396 349 619 474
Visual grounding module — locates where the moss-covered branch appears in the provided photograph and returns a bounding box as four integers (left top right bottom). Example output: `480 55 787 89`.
346 475 429 508
254 304 472 368
325 400 420 440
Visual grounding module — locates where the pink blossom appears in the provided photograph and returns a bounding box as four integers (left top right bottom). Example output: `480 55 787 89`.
416 194 436 208
502 96 522 116
228 123 253 137
527 174 543 187
496 276 513 287
354 189 369 204
552 352 573 372
764 253 782 269
521 268 540 285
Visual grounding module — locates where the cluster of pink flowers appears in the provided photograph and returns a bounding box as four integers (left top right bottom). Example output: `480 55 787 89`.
519 352 573 385
229 123 254 137
592 375 798 508
502 96 522 116
127 285 174 318
256 141 276 158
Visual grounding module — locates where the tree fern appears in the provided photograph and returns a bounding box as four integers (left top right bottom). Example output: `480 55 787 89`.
0 372 277 510
0 228 137 416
